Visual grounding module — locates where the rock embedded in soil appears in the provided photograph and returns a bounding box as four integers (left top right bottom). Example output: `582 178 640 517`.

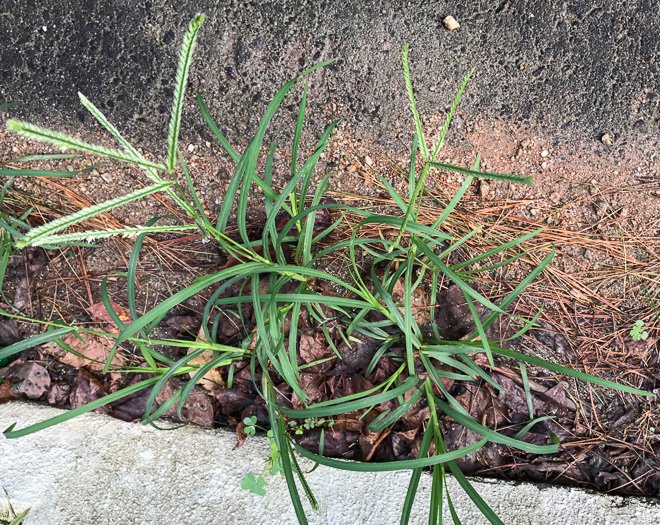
479 180 490 199
601 133 614 145
443 15 460 31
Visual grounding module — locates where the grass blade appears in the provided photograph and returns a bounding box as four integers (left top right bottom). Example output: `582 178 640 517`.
215 59 335 233
430 70 473 161
292 435 488 471
196 94 240 161
429 161 533 186
466 248 555 337
0 327 73 361
277 418 309 525
447 460 504 525
400 423 434 524
432 155 480 230
0 168 76 178
461 290 493 368
280 375 418 419
4 376 161 438
413 238 505 315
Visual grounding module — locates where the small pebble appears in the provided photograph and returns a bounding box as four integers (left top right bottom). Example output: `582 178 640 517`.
479 180 490 199
365 155 373 166
187 144 195 152
205 141 211 148
101 173 113 183
549 191 561 204
443 16 460 31
42 25 47 32
541 150 549 157
601 133 613 145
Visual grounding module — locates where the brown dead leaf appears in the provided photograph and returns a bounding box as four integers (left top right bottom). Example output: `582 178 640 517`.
455 384 509 427
337 334 381 372
539 383 575 414
445 424 503 474
215 387 257 419
357 411 390 461
186 324 225 395
47 382 71 406
70 368 109 413
391 428 418 460
87 299 133 334
619 333 657 360
0 317 20 347
165 315 202 337
494 373 574 417
299 334 335 372
391 278 430 325
44 333 125 380
156 379 214 427
291 372 328 409
1 361 50 399
0 378 22 404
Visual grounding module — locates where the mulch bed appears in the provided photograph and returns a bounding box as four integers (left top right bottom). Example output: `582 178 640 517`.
1 237 659 498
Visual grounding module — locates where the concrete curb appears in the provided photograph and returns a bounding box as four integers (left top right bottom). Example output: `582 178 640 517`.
1 402 658 524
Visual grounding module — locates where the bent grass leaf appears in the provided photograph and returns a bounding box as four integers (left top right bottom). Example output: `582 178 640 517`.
292 435 489 472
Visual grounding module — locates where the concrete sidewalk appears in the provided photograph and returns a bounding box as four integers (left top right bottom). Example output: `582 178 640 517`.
1 402 658 525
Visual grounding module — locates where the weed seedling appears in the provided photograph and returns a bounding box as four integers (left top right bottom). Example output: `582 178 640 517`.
631 320 649 341
1 13 654 525
241 428 283 496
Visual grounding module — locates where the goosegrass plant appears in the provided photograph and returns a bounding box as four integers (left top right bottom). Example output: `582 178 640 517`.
0 14 654 525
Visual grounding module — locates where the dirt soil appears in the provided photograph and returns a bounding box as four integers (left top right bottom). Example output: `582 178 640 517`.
1 106 659 498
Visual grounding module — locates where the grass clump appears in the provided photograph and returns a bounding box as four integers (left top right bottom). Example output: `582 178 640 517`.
0 14 654 525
